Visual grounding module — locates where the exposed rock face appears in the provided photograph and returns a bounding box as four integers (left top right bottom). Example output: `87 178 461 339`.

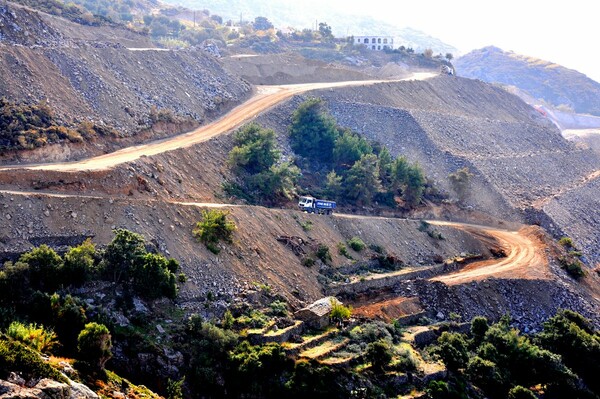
0 378 99 399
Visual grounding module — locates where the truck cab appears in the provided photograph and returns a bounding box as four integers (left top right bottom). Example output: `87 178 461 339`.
298 196 315 210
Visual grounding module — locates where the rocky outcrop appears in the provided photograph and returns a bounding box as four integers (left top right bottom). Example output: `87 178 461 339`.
0 377 99 399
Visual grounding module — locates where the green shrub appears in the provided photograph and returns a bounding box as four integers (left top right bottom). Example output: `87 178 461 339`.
289 98 338 163
166 377 185 399
77 322 112 371
299 220 313 232
393 347 418 372
302 257 315 267
426 380 451 399
329 299 352 324
0 337 66 382
558 237 574 249
132 253 178 299
368 244 385 254
558 256 585 278
337 243 352 259
102 229 146 283
448 167 474 203
268 300 289 317
434 331 469 371
365 339 393 371
222 310 234 330
347 236 366 252
229 123 280 174
6 322 57 353
63 238 96 286
18 244 63 292
193 209 237 254
333 129 372 169
315 244 332 265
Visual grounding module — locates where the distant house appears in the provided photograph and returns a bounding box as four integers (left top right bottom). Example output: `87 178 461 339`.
294 296 341 329
353 36 397 51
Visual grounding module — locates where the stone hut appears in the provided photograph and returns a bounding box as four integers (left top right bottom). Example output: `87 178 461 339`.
294 296 341 329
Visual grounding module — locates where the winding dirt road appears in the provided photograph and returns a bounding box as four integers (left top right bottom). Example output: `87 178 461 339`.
428 221 550 284
0 73 435 172
0 68 552 292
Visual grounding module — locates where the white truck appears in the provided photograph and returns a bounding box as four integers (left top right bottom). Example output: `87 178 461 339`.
298 196 336 215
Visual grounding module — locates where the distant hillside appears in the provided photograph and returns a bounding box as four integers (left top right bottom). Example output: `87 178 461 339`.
455 46 600 116
161 0 458 54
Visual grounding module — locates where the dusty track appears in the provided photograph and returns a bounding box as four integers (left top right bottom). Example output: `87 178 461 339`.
0 73 435 172
1 187 548 288
428 221 550 284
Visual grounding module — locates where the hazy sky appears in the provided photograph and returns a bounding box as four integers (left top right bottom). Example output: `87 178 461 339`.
331 0 598 82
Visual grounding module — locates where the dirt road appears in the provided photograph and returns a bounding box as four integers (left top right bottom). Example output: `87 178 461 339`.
428 221 550 284
1 185 547 286
0 73 435 173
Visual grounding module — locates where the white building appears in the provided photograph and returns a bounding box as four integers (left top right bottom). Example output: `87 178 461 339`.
353 36 397 51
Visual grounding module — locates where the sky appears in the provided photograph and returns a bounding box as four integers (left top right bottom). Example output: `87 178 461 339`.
329 0 599 82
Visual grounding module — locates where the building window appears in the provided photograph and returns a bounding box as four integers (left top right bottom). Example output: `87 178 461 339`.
371 38 376 43
383 38 387 44
383 45 388 50
378 38 381 43
372 45 376 50
377 45 381 50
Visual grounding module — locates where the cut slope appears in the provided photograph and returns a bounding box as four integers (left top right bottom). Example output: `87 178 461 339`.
0 2 251 160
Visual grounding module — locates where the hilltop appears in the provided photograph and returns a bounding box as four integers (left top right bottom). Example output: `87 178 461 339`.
161 0 458 54
455 46 600 117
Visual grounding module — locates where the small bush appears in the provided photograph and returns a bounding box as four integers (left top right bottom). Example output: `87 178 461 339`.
193 209 237 254
302 257 315 267
166 377 185 399
558 237 574 249
316 244 332 265
337 243 353 259
6 322 57 353
330 299 352 324
365 339 393 371
427 230 445 240
77 322 112 371
269 300 289 317
418 220 430 232
393 347 418 372
299 220 313 232
559 256 586 278
0 338 66 382
347 236 366 252
369 244 385 254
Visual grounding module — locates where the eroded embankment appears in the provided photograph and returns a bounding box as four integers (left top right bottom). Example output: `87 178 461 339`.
0 190 486 310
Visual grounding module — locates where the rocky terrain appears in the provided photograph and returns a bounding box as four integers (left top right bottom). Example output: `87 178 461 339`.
1 4 600 398
248 76 600 264
0 2 251 161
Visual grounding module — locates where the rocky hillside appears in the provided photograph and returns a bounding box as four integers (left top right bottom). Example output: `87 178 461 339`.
0 2 251 158
455 46 600 116
246 76 600 263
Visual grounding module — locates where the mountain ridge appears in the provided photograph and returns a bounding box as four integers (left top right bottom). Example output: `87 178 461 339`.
455 46 600 116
